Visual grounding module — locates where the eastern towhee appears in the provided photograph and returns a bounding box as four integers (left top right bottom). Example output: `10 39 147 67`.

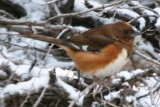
22 22 135 78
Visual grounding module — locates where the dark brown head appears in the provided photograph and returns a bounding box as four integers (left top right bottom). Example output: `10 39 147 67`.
109 22 135 42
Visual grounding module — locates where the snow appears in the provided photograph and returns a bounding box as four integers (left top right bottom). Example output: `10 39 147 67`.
154 8 160 28
0 54 51 98
56 77 84 106
154 7 160 16
10 0 50 20
55 68 75 78
122 82 130 87
138 41 159 59
155 18 160 28
114 9 146 30
0 70 7 77
87 1 102 8
0 28 8 41
131 1 157 22
44 55 74 67
6 0 51 59
126 95 135 103
0 54 49 93
117 69 145 80
109 69 160 106
0 76 49 98
104 90 120 101
71 26 88 33
72 0 113 24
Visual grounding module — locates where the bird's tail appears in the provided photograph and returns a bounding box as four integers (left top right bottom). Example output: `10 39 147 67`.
20 33 78 51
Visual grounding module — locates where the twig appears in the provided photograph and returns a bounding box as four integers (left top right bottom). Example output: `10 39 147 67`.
128 15 158 24
33 88 47 107
40 28 68 66
134 50 160 66
20 91 31 107
0 17 86 33
0 10 16 19
40 0 57 4
52 2 64 24
0 0 124 26
46 0 125 22
0 16 46 26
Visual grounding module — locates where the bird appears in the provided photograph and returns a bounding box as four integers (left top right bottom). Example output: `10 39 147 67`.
23 22 135 79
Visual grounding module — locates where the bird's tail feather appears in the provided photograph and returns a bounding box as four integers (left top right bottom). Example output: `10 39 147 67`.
20 33 78 51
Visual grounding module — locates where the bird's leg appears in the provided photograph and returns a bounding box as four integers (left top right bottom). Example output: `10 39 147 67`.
93 76 111 90
92 76 111 95
77 70 81 83
93 75 105 86
93 75 112 85
105 76 112 84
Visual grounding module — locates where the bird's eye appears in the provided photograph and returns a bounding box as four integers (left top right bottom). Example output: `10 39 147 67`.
123 30 129 34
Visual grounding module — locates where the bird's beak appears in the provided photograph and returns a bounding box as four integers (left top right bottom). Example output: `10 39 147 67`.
132 27 140 37
134 31 140 36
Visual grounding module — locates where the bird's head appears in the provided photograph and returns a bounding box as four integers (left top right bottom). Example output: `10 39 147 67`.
110 22 137 42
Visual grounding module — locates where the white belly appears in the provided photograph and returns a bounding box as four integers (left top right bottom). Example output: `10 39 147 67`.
85 48 128 78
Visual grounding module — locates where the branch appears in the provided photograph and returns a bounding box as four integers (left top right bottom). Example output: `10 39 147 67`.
33 88 47 107
0 16 46 26
46 0 126 22
134 50 160 66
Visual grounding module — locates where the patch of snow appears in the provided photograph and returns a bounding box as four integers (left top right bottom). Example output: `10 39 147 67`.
115 9 145 30
155 17 160 28
154 7 160 16
134 95 152 107
122 82 129 87
154 8 160 29
30 67 51 77
73 0 113 24
117 69 145 80
44 55 74 68
56 77 84 106
59 0 67 5
71 26 88 33
0 76 49 98
55 68 75 78
135 86 149 97
138 41 159 59
0 28 8 41
0 54 52 79
104 91 120 101
56 77 80 99
0 70 7 77
10 0 50 20
126 95 135 103
87 1 102 8
131 1 157 22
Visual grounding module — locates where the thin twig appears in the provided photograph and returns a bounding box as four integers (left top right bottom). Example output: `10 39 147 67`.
135 50 160 66
46 0 125 22
40 28 68 66
33 88 47 107
53 2 64 24
20 91 31 107
40 0 57 4
0 16 46 26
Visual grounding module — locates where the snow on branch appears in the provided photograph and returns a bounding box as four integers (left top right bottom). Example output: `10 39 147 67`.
47 0 125 22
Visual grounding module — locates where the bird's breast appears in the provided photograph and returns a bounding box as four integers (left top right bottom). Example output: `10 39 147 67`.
90 48 128 78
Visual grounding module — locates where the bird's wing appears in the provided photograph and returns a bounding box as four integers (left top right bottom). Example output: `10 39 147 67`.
67 33 116 52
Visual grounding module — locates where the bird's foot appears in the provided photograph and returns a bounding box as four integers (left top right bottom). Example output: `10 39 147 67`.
93 76 112 91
